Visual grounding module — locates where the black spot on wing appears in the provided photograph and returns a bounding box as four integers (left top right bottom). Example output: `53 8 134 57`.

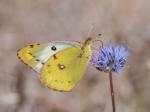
35 58 45 65
51 46 57 51
36 59 40 62
41 62 45 65
30 45 34 48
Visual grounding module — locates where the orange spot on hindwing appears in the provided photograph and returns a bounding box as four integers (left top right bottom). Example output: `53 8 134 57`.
58 64 66 70
53 54 58 60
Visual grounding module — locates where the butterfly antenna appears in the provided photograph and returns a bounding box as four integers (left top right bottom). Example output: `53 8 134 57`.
87 24 95 37
87 24 103 46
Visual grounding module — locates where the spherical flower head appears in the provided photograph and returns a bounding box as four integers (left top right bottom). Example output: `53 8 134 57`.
90 43 129 73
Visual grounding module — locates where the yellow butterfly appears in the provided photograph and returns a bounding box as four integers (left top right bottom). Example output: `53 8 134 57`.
17 38 93 92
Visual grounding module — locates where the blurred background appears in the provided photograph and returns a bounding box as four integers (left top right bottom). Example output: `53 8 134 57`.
0 0 150 112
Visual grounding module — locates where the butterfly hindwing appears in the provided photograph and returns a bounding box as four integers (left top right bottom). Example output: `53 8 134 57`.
17 42 80 73
40 46 91 92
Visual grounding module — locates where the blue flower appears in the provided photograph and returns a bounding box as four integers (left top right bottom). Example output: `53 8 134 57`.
90 43 129 73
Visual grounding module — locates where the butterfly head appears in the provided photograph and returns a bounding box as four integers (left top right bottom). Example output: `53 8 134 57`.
82 37 93 47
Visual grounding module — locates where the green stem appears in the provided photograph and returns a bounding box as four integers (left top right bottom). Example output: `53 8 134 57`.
109 71 116 112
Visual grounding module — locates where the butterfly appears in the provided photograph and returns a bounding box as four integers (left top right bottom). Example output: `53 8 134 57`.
17 37 94 92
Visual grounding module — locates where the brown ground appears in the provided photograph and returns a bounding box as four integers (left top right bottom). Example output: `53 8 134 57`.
0 0 150 112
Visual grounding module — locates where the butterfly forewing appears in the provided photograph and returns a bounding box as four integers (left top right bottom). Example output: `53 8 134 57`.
17 42 80 73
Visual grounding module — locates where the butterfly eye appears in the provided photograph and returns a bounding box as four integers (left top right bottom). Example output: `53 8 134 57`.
51 46 57 51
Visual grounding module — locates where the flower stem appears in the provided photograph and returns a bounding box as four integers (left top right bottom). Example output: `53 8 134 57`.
109 71 116 112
